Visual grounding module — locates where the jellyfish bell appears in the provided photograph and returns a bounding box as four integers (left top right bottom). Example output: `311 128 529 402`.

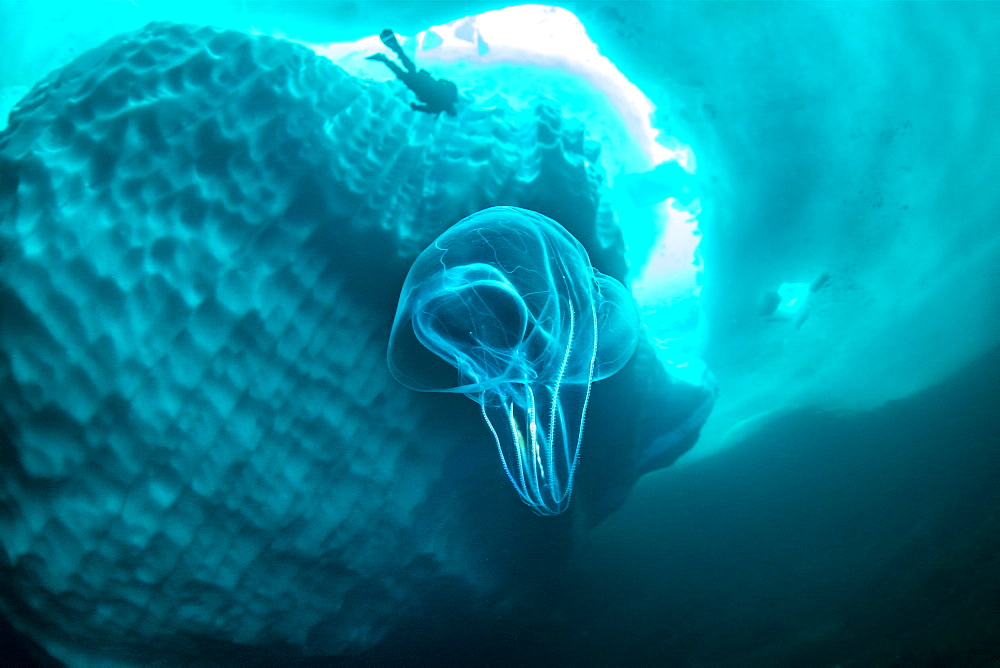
388 206 639 515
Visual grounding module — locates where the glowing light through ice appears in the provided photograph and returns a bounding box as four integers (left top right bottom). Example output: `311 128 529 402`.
308 4 704 371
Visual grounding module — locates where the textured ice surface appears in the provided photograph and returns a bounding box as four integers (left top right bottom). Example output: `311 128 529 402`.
0 21 712 664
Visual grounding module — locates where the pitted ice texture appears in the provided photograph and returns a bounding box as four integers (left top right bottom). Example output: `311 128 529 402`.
0 21 625 663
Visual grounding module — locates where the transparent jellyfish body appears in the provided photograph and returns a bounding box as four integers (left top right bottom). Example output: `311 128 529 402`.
388 207 639 515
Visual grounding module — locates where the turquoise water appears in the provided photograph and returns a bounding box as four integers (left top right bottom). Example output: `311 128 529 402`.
1 2 998 665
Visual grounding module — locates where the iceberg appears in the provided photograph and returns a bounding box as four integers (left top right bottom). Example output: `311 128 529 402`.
0 17 713 664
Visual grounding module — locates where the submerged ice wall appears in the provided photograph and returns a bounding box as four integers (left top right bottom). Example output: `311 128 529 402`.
0 21 713 664
596 1 1000 453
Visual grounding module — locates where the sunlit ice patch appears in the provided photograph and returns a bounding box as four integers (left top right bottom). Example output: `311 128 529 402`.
304 4 705 380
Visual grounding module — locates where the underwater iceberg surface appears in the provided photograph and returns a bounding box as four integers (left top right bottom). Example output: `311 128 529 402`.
0 1 998 665
0 7 713 664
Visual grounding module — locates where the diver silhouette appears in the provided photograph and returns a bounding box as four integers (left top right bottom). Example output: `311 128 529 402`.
366 29 458 116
